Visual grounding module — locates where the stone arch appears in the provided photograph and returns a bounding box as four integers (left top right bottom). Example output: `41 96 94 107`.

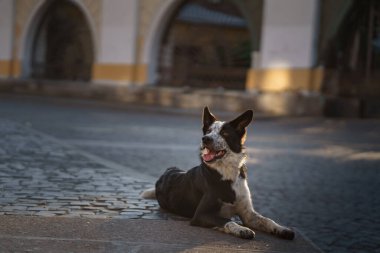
21 0 96 81
319 0 380 97
143 0 263 87
142 0 183 84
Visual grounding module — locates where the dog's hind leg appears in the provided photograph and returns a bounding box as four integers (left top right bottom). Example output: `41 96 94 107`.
140 187 156 199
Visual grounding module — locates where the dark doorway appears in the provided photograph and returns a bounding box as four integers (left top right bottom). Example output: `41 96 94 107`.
30 0 94 81
320 0 380 116
157 0 253 90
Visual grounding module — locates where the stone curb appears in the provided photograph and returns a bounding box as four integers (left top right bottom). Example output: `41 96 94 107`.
0 79 323 116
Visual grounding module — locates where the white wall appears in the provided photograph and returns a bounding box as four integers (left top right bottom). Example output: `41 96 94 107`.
98 0 138 64
260 0 318 69
0 0 13 60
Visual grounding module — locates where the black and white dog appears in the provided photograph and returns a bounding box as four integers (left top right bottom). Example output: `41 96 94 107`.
141 107 295 240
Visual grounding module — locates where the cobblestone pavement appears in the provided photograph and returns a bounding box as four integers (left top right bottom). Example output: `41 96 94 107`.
1 95 380 253
0 119 172 220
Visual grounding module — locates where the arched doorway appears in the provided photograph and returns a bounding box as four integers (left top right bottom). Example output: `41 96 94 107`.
29 0 94 81
156 0 254 90
319 0 380 116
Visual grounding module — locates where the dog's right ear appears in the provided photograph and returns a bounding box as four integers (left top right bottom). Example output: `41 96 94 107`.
202 106 216 134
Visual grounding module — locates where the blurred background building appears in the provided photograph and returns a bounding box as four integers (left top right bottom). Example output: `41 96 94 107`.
0 0 379 117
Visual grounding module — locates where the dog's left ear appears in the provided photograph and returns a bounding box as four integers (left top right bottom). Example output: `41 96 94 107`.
229 110 253 135
202 106 216 134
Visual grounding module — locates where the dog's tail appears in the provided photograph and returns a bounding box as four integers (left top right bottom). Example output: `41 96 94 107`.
140 187 156 199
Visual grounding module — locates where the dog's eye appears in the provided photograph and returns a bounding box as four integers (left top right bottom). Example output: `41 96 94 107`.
206 129 212 134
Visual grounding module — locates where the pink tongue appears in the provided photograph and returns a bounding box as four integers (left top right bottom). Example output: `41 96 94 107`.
203 151 216 162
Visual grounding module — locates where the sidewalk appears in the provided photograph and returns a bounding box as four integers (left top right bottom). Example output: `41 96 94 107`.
0 216 320 253
0 119 322 252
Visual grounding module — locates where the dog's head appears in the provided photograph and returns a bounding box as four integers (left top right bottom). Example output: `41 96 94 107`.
200 106 253 171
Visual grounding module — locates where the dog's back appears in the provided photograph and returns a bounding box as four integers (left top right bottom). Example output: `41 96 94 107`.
155 165 237 219
155 167 203 218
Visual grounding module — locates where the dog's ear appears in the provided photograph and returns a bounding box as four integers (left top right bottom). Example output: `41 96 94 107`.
229 110 253 136
202 106 216 134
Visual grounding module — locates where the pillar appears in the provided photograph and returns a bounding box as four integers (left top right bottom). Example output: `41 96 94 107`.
246 0 323 92
92 0 141 84
0 0 14 78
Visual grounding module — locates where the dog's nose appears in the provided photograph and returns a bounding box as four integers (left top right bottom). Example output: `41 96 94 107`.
202 136 213 144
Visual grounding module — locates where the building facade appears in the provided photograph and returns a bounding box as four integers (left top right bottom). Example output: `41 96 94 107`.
0 0 379 116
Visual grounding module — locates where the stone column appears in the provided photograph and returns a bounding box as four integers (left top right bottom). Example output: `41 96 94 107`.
0 0 14 78
246 0 322 92
92 0 139 84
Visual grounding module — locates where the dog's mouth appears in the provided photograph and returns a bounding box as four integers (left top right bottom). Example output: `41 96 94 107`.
201 147 226 163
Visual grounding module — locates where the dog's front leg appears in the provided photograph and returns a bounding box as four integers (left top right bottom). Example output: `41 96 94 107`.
190 194 255 239
238 201 295 240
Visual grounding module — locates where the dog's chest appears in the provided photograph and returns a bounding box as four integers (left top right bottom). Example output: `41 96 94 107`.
219 176 251 218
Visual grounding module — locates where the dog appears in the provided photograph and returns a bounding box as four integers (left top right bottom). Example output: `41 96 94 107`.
141 107 295 240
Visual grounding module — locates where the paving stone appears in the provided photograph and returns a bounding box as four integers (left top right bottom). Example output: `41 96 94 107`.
17 199 45 204
95 197 117 202
126 204 140 209
69 211 96 216
90 202 110 207
98 209 119 214
69 201 91 206
9 203 37 207
0 198 17 204
27 206 49 211
105 200 125 205
57 196 80 201
1 205 27 211
125 199 143 204
68 206 82 210
78 196 97 201
28 196 50 200
47 209 67 215
81 206 102 211
106 205 126 211
47 202 70 207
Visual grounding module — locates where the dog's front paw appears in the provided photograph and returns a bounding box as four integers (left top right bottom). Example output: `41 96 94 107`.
273 227 295 240
224 221 255 239
239 227 255 239
281 228 295 240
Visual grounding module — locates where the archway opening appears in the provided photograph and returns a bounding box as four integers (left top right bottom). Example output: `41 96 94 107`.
29 0 94 81
320 0 380 99
157 0 253 90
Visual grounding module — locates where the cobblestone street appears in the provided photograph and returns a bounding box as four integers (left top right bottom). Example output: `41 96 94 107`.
0 119 166 220
1 95 380 253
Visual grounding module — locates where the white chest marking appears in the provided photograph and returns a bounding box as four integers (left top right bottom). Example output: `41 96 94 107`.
219 176 252 218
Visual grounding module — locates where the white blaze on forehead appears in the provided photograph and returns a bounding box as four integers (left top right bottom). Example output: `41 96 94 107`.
203 121 227 152
209 121 225 133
